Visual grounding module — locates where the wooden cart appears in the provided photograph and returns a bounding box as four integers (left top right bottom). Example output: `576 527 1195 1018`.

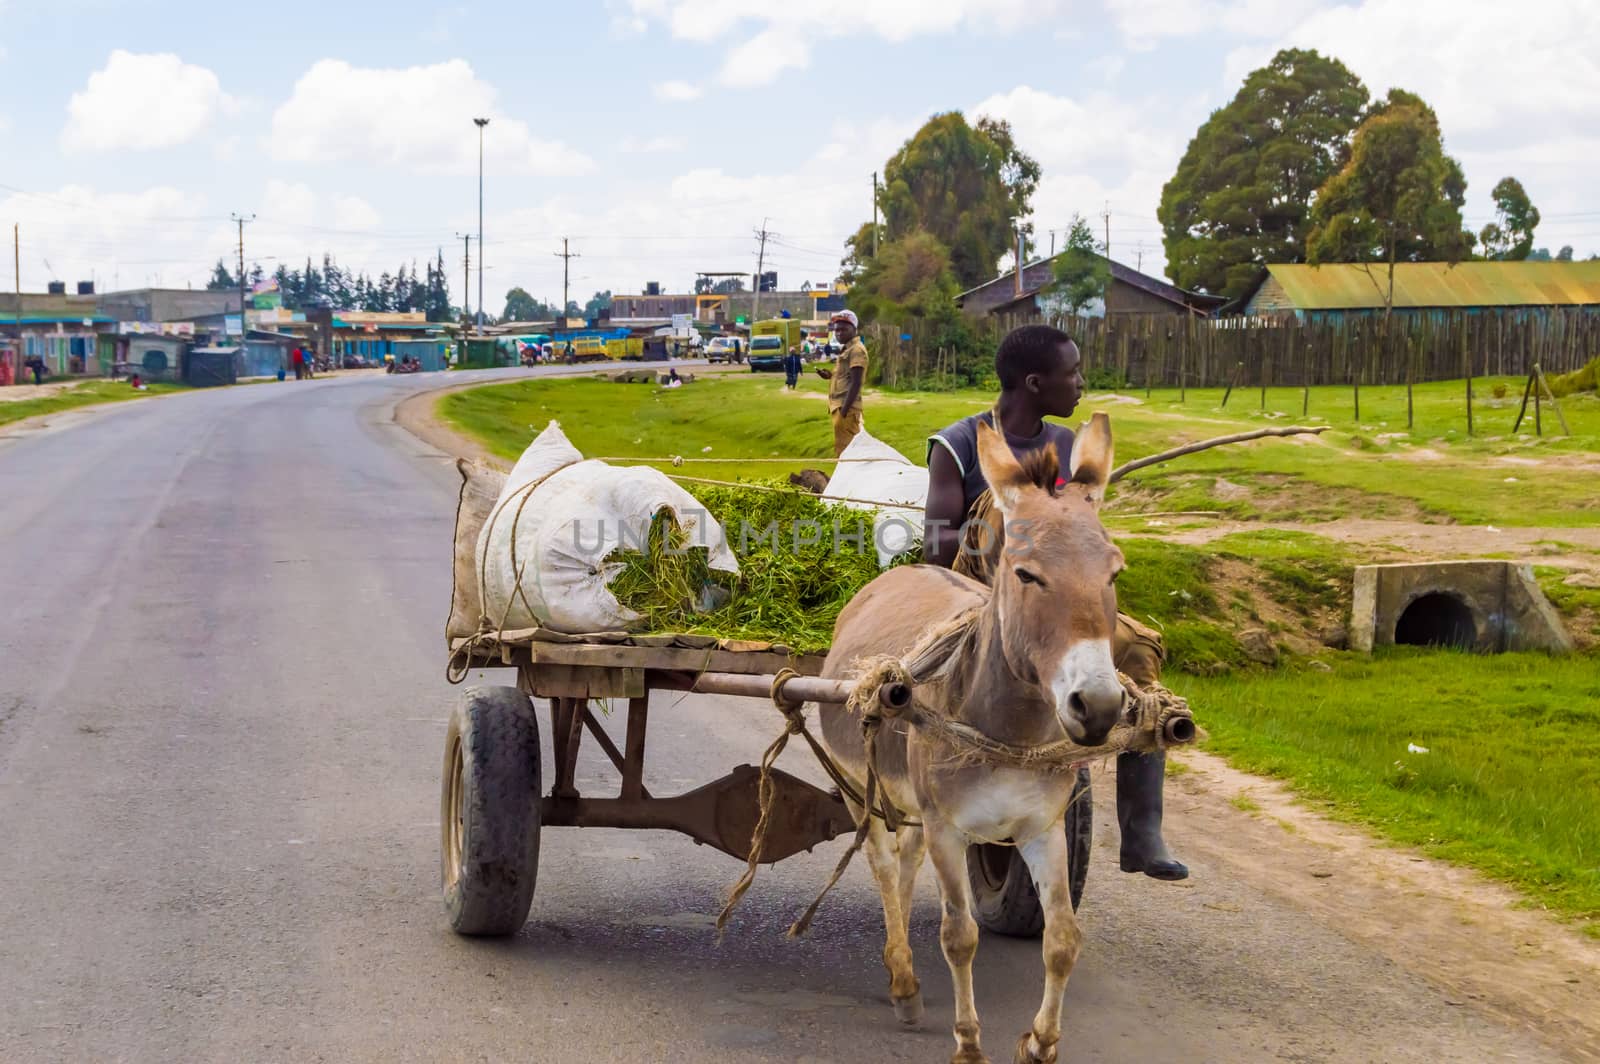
441 628 1093 938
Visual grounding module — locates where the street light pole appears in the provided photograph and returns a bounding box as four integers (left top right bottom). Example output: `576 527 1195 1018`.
473 117 489 336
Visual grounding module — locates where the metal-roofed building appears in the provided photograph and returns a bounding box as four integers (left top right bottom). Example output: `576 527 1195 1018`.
1239 262 1600 320
957 254 1226 319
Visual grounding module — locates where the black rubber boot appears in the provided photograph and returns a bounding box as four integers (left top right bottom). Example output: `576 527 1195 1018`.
1117 750 1188 881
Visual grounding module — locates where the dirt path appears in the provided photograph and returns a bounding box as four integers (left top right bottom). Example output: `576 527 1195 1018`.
394 376 507 467
0 380 85 402
1166 750 1600 1060
1144 516 1600 571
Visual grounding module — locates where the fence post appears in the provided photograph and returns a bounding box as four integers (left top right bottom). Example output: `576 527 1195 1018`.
1221 361 1242 408
1302 345 1311 417
1462 317 1472 437
1535 363 1571 435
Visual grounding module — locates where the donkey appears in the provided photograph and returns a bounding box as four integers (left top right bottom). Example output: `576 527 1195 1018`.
816 413 1126 1064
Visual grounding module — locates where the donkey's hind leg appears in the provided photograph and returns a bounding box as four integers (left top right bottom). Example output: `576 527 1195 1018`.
855 803 923 1025
1012 828 1083 1064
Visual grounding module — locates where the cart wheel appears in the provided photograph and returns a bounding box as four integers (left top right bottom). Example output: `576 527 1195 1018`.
441 686 542 936
967 766 1092 937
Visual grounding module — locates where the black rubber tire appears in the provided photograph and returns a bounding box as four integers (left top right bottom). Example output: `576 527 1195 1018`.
967 766 1092 937
441 686 542 936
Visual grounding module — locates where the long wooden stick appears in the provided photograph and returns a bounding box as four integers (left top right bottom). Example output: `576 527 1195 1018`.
1535 364 1571 435
1109 426 1328 484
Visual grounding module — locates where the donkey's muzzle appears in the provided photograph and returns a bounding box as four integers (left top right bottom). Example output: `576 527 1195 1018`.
1065 685 1125 747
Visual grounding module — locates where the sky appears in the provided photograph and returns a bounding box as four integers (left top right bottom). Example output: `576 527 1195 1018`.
0 0 1596 312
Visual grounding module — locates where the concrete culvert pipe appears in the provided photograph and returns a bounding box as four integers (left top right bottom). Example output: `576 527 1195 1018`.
1394 591 1478 649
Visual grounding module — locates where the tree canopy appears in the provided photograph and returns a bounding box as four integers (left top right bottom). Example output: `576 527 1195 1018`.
877 112 1039 289
1307 90 1472 311
502 287 555 321
1159 48 1370 299
1045 214 1110 316
1478 177 1541 261
209 251 454 320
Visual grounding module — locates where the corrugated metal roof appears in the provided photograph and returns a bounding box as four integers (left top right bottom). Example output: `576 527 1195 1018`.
1267 262 1600 309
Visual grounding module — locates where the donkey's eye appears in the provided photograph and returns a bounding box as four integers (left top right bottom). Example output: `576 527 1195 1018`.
1015 568 1042 586
1110 568 1124 586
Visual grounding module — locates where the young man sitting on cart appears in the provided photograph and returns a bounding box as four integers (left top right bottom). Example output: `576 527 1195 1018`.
922 323 1187 882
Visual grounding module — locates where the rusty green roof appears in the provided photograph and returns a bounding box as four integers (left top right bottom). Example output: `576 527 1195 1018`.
1266 262 1600 309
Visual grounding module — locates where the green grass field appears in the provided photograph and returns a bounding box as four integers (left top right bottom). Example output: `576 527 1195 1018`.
440 372 1600 527
440 371 1599 928
0 379 188 427
1183 651 1600 932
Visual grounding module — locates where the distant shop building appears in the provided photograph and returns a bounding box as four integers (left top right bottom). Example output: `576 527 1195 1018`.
0 287 118 378
611 284 846 325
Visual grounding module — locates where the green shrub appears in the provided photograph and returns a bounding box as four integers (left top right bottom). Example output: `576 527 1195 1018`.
1548 356 1599 398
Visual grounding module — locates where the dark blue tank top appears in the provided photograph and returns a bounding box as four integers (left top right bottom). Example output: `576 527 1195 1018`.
927 412 1077 514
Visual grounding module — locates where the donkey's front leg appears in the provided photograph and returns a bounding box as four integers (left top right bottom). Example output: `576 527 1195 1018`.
856 806 922 1024
1012 828 1083 1063
925 819 987 1064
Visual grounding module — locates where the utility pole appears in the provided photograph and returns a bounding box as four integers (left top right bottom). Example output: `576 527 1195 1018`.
1101 201 1112 262
13 225 20 369
1050 229 1056 258
554 238 580 322
456 232 472 328
1135 240 1145 273
871 172 879 257
231 212 254 344
752 218 772 321
473 117 489 335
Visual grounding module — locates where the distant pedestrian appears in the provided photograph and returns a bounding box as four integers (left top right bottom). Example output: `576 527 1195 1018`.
290 345 306 380
783 346 802 389
816 310 866 456
27 355 45 385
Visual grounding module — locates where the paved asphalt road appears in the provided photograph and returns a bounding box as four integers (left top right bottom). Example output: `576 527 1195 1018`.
0 368 1562 1063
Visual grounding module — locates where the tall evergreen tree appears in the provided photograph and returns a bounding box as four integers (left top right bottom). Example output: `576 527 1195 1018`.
1159 48 1370 298
876 112 1040 288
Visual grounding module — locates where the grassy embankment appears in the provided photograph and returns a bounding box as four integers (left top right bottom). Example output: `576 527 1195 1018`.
0 380 188 427
440 372 1600 931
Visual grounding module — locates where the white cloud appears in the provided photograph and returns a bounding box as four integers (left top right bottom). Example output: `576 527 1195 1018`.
718 29 810 88
628 0 1067 84
62 51 235 154
0 184 226 290
334 196 382 231
1104 0 1321 48
972 85 1196 275
269 59 594 177
619 135 687 154
652 79 703 101
1225 0 1600 257
263 179 317 226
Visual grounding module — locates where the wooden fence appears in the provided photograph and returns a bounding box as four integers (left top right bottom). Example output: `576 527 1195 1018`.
870 309 1600 391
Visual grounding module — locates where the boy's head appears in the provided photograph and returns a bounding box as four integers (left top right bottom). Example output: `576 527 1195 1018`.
995 324 1083 418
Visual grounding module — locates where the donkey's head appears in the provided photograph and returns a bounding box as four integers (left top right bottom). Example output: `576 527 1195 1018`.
975 414 1126 745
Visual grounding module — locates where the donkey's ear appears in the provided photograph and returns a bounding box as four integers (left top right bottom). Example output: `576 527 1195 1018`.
976 418 1030 514
1068 412 1114 507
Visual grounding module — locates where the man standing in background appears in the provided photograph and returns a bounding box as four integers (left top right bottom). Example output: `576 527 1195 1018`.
816 310 866 456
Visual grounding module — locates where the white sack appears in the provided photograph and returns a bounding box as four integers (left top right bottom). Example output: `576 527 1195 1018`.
824 429 929 568
476 422 739 633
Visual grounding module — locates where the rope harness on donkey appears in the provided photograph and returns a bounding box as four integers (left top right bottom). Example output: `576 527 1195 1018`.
715 607 1198 937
